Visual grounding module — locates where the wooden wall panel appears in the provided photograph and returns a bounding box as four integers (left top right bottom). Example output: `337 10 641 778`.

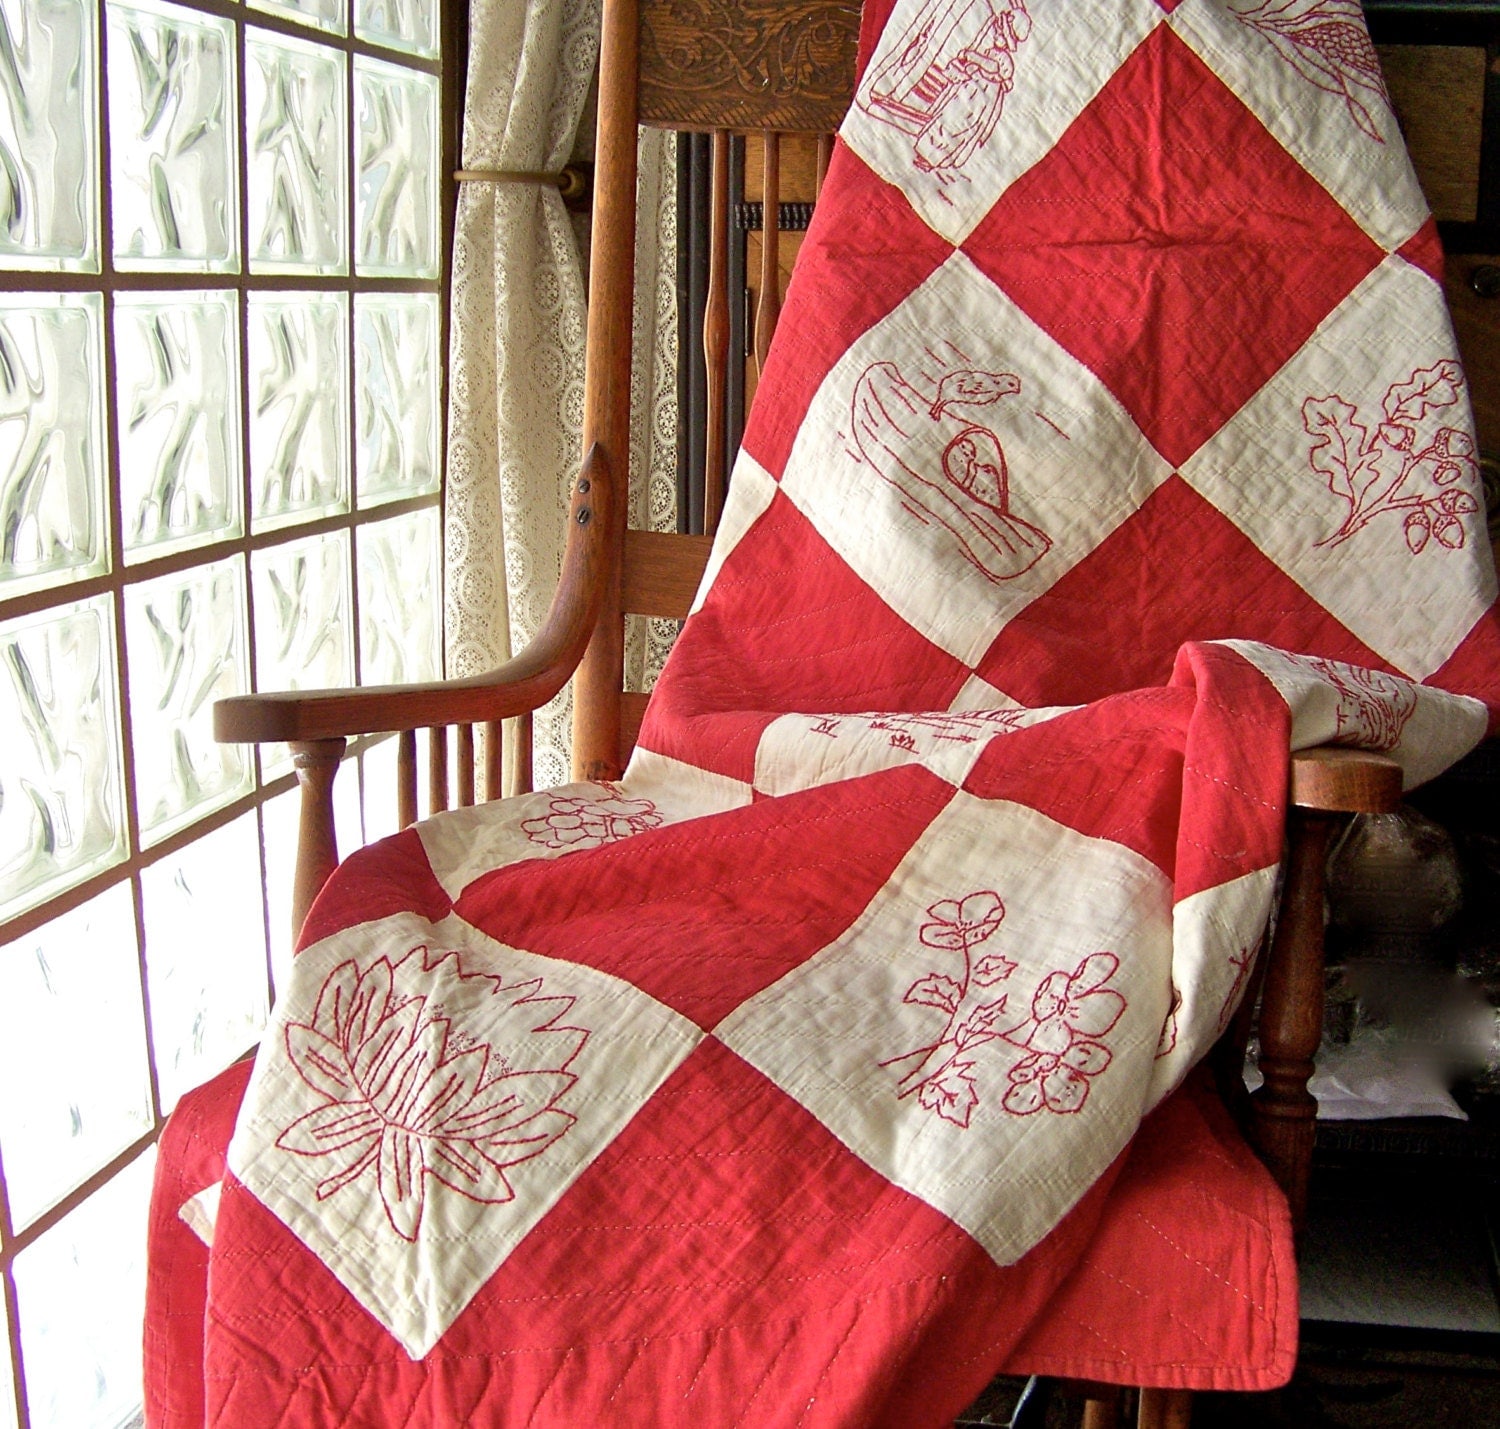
745 133 822 203
1378 44 1485 222
1445 254 1500 452
1376 40 1499 559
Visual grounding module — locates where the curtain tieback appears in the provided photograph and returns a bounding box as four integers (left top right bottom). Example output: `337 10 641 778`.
455 165 589 202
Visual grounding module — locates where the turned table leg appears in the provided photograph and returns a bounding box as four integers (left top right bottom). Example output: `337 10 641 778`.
1082 1390 1122 1428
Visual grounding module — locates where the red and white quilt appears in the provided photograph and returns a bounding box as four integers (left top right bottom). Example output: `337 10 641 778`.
147 0 1500 1423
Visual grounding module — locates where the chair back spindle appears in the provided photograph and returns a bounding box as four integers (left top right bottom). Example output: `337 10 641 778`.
428 726 449 814
515 711 535 795
397 729 419 830
456 724 476 807
704 131 731 535
288 738 346 942
572 0 641 780
755 130 782 377
483 719 504 801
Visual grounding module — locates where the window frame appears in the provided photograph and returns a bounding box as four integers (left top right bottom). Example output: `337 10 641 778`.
0 0 466 1420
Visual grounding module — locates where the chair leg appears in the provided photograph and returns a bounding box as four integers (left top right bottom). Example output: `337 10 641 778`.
1136 1387 1192 1428
1250 806 1341 1230
1082 1390 1122 1428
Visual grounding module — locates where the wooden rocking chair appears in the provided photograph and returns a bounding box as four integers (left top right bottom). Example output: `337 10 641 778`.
213 0 1405 1422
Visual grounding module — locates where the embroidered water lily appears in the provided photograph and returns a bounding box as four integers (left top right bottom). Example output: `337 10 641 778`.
522 785 663 850
277 952 584 1242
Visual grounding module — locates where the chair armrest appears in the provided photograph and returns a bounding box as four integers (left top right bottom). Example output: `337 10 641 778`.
214 446 613 745
1289 745 1402 814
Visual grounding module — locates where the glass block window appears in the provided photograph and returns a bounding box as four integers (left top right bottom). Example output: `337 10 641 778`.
0 0 451 1418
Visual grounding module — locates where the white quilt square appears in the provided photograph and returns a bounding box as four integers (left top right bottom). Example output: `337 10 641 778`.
690 452 779 615
1143 866 1279 1108
715 792 1173 1265
779 252 1172 666
949 672 1025 710
1180 256 1496 679
414 788 607 900
1219 640 1489 789
228 911 702 1358
843 0 1165 245
1168 0 1429 252
752 705 1073 797
418 777 711 901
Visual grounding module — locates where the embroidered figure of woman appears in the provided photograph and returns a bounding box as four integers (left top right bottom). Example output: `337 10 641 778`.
861 0 1033 175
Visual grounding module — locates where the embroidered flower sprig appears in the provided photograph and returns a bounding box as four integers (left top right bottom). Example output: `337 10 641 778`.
999 952 1126 1115
881 891 1017 1127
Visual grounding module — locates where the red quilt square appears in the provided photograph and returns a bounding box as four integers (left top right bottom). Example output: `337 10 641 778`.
640 491 970 782
431 1038 1117 1427
455 763 955 1029
742 144 954 481
962 24 1384 467
298 828 453 951
1397 217 1444 285
961 693 1191 877
974 476 1392 706
1433 609 1500 714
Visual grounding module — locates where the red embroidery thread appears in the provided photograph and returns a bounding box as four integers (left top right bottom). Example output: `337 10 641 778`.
849 359 1053 582
802 709 1031 747
1233 0 1391 141
884 900 1128 1125
1217 943 1258 1034
881 891 1016 1127
1155 983 1182 1059
1303 656 1418 750
865 709 1031 745
860 0 1033 176
276 947 587 1242
1303 361 1480 553
522 783 663 850
999 952 1126 1116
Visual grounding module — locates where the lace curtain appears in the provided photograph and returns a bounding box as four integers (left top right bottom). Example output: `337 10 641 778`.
623 128 682 704
444 0 679 790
